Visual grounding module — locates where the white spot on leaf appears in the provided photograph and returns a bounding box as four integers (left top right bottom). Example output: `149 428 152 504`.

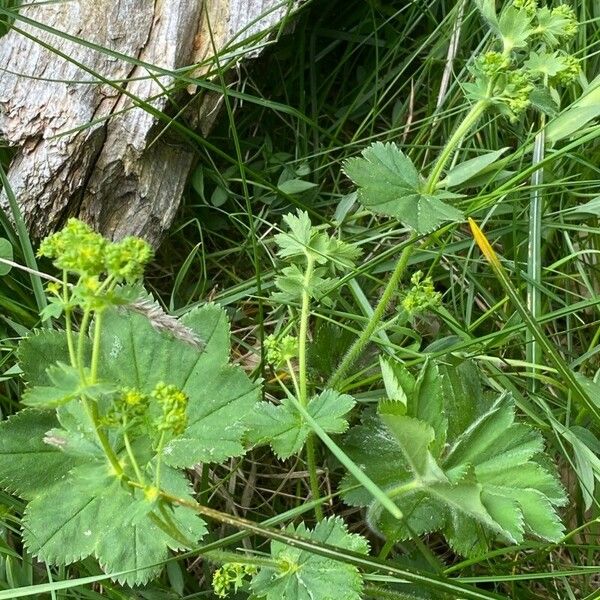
109 336 122 359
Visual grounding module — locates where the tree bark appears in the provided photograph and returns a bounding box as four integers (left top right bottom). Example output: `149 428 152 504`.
0 0 296 244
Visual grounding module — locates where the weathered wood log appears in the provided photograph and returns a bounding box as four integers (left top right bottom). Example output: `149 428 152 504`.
0 0 296 244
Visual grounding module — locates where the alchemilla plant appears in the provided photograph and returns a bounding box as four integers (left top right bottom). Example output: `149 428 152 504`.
0 218 373 595
0 1 594 598
0 219 262 584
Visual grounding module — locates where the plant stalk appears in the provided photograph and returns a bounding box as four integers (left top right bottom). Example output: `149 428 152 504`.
327 233 416 389
90 310 103 383
63 270 77 367
82 305 123 476
298 256 323 520
123 426 145 484
328 99 489 389
424 99 489 194
154 430 167 490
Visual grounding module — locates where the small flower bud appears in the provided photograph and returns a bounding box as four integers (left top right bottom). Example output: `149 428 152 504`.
402 271 442 316
212 563 257 598
45 281 62 297
512 0 537 15
38 218 106 276
552 54 580 85
105 236 153 283
152 382 189 436
476 52 511 77
551 5 578 40
264 334 298 367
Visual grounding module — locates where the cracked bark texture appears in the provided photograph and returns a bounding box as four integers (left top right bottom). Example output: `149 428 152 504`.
0 0 295 244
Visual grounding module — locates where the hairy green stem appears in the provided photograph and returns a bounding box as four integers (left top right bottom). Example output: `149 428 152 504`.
388 478 421 498
77 308 91 380
364 585 417 600
327 233 417 389
90 310 103 383
328 99 489 390
424 99 489 194
148 510 191 548
82 397 123 476
298 256 323 520
151 489 504 600
81 303 122 477
63 270 77 367
154 430 167 490
204 549 277 569
298 256 314 406
285 358 301 400
123 423 145 484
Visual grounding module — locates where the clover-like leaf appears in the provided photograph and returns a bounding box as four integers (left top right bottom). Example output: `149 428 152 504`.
342 359 566 556
535 5 578 48
525 50 570 78
272 211 360 306
250 517 369 600
275 210 361 270
274 210 317 261
343 142 464 234
97 303 259 467
246 389 355 459
23 462 206 586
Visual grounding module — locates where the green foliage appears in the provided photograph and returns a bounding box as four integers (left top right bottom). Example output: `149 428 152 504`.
0 409 85 499
401 271 441 317
468 0 581 121
23 463 207 585
440 148 509 188
98 303 259 467
3 1 599 596
342 359 566 556
21 363 114 408
247 389 355 459
213 563 257 598
273 210 360 304
0 238 12 276
0 221 260 585
343 142 464 234
250 517 369 600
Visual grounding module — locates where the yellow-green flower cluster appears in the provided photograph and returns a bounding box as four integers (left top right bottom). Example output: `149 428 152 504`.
153 382 188 436
264 334 298 368
549 5 578 40
502 70 534 119
120 388 150 418
39 218 106 276
38 218 153 283
512 0 537 15
402 271 441 316
212 563 257 598
101 387 150 426
105 237 153 283
552 53 580 85
476 52 510 77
